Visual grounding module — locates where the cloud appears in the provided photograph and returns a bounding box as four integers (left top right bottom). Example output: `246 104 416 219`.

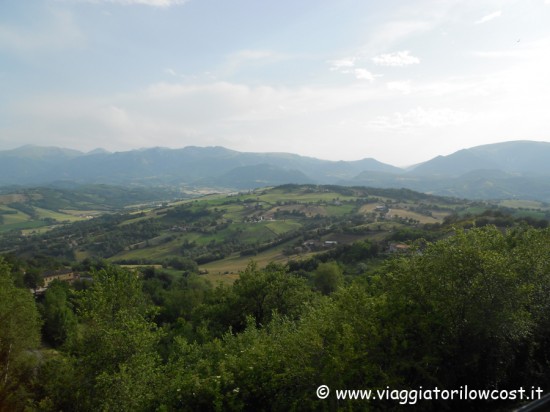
353 69 375 81
372 51 420 67
327 58 375 82
57 0 189 6
6 79 391 155
369 107 471 131
475 10 502 24
328 58 355 71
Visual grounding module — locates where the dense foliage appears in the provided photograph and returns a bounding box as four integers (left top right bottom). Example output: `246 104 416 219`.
1 224 550 411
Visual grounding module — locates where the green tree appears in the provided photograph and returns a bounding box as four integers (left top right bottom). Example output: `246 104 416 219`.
69 266 163 411
200 262 317 334
0 258 41 411
40 280 77 348
377 226 532 391
313 261 343 295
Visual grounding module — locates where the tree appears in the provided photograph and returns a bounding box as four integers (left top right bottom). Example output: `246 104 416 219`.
195 262 317 337
313 261 343 295
377 226 532 392
40 280 77 348
0 258 41 411
235 263 314 326
68 266 163 411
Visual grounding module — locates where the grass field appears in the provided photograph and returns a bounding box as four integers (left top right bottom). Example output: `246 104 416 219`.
0 206 30 224
0 205 100 233
0 194 28 204
388 208 441 224
499 200 547 209
265 220 301 234
21 226 58 236
109 237 183 261
200 243 292 275
252 186 362 202
34 207 88 222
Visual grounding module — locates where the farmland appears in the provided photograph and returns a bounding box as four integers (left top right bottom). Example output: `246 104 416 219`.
0 184 487 273
3 184 549 278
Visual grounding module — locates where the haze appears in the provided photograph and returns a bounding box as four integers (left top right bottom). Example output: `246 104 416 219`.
1 0 550 166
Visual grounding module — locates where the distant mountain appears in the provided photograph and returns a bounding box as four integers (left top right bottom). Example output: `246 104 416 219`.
85 148 110 155
0 145 84 160
3 141 550 201
204 164 314 189
0 145 86 185
410 141 550 177
0 145 401 187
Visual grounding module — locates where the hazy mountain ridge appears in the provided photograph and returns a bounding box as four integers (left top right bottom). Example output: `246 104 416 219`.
2 141 550 201
0 144 401 186
409 140 550 177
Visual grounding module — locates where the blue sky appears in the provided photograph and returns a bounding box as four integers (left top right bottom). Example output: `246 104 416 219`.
1 0 550 166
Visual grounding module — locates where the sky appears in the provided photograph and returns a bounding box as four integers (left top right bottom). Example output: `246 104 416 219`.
1 0 550 166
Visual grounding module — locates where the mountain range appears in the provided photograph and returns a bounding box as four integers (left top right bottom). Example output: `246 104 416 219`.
2 140 550 201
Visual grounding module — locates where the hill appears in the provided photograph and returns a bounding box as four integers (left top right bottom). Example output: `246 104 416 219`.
0 145 402 187
351 140 550 201
0 185 185 234
410 140 550 177
0 184 504 274
4 141 550 201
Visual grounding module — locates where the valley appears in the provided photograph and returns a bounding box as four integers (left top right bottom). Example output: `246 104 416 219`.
2 183 548 282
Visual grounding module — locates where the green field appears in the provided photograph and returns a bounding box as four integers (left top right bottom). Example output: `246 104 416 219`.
200 243 292 275
4 184 525 276
0 206 30 224
34 207 89 222
499 199 547 209
0 204 98 233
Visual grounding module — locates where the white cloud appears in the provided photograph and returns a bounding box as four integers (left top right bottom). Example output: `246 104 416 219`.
7 79 391 155
328 58 355 71
369 107 471 131
327 57 376 82
475 10 502 24
372 51 420 67
354 69 375 81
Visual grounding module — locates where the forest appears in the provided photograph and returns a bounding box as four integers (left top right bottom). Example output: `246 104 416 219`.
2 222 550 411
5 0 550 409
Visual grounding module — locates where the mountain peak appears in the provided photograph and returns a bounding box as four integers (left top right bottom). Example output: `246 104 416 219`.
2 145 84 159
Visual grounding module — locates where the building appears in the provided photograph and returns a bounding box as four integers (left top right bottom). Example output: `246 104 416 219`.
33 268 80 295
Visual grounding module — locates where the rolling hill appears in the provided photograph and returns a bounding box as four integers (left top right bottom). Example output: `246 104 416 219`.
409 141 550 177
3 140 550 201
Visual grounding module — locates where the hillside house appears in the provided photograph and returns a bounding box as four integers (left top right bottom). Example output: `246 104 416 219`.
34 269 80 295
388 243 411 253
